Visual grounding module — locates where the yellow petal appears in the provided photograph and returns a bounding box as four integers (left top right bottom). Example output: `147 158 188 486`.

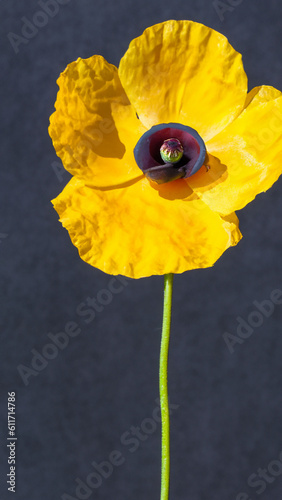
52 176 242 279
188 86 282 215
49 56 146 187
118 20 247 142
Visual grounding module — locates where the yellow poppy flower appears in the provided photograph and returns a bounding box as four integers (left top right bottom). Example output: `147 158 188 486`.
49 20 282 279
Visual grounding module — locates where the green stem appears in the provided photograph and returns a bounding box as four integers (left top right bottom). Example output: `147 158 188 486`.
159 273 174 500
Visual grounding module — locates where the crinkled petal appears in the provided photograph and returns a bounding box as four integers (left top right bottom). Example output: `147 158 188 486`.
188 86 282 215
118 20 247 142
49 56 146 186
52 177 242 279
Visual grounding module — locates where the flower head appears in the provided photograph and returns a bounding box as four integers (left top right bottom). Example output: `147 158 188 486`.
49 20 282 279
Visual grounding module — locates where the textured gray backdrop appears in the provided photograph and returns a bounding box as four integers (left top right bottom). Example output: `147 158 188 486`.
1 1 282 499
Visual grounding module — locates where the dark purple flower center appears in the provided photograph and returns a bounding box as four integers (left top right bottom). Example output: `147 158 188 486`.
134 123 207 184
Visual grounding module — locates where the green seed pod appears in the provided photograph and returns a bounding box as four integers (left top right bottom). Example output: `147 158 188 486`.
160 138 184 164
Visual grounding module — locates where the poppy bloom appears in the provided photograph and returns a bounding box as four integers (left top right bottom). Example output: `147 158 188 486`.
49 20 282 279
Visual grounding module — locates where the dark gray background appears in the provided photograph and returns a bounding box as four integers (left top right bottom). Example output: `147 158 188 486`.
1 1 282 499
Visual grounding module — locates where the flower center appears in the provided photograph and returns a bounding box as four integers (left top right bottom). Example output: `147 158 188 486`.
134 123 207 184
160 138 184 164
